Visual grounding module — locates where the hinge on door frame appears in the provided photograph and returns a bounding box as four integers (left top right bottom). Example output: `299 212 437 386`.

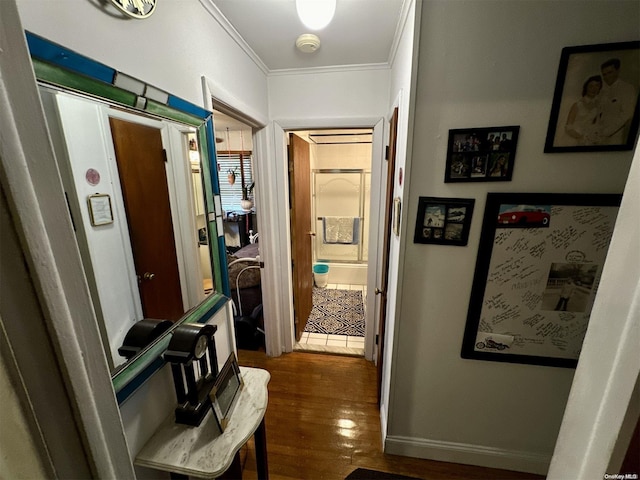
162 149 168 162
385 145 389 161
375 334 379 345
64 192 76 231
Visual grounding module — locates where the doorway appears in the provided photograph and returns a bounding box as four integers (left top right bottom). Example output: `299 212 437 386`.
213 110 265 351
288 128 373 356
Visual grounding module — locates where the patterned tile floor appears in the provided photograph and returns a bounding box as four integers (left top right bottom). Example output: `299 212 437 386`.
294 283 367 356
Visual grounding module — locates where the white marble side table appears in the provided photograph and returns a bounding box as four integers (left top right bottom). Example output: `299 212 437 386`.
135 367 270 479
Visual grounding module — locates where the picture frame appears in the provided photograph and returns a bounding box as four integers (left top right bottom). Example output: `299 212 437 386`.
461 192 621 368
209 352 244 430
393 197 401 237
444 126 519 183
544 41 640 153
413 197 475 246
87 193 114 226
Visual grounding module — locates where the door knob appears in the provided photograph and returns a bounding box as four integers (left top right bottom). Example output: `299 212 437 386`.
143 272 156 281
375 287 384 295
308 232 316 236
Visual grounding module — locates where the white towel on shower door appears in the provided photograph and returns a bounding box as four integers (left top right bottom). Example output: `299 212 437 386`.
322 217 359 244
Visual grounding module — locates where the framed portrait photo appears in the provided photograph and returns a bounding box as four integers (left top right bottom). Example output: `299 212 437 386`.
444 126 519 182
461 192 621 368
413 197 474 246
544 41 640 153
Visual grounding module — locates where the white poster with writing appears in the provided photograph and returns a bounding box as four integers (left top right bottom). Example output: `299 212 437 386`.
462 194 620 367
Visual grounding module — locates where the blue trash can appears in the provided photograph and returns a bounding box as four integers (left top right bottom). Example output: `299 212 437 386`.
313 263 329 287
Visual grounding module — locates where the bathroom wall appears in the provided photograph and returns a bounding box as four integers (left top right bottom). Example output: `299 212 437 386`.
311 138 372 285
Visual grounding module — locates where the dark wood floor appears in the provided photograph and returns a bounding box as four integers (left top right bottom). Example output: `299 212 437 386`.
237 350 545 480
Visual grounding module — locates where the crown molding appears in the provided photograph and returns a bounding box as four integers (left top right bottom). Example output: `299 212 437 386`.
268 62 391 77
198 0 270 75
388 0 414 67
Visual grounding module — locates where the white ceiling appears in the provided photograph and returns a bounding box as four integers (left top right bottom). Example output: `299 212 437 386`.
208 0 406 72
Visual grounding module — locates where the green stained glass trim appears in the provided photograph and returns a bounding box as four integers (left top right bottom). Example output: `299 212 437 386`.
145 100 202 127
33 59 137 107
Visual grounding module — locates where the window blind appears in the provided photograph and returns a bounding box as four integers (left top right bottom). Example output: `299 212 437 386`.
216 152 253 212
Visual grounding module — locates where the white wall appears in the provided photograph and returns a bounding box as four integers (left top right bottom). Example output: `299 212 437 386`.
16 0 268 116
268 67 390 122
41 90 143 369
386 0 639 474
379 0 419 443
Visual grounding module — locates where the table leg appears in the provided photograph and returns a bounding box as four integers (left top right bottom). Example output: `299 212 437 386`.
254 419 268 480
218 451 242 479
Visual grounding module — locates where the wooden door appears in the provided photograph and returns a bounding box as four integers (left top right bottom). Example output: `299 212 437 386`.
289 133 314 341
109 118 184 321
377 108 398 405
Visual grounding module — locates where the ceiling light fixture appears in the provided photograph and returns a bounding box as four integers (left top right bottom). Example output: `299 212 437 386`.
295 0 336 31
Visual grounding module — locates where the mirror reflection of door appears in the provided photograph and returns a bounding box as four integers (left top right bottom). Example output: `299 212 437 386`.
109 118 185 321
39 85 217 373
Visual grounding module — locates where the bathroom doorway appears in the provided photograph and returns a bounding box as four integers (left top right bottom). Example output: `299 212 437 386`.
288 128 373 356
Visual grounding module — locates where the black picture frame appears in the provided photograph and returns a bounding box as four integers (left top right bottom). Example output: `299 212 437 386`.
413 197 474 246
544 41 640 153
444 126 519 183
461 193 621 368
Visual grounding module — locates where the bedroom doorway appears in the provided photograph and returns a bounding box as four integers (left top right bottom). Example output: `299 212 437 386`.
288 128 373 357
213 110 264 351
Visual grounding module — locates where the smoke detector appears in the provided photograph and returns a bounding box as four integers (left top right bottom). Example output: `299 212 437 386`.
296 33 321 53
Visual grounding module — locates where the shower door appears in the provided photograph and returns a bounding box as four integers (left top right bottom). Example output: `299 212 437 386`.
313 170 369 264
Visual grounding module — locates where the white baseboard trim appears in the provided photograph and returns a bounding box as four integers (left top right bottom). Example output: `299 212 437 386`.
379 404 388 446
384 435 551 475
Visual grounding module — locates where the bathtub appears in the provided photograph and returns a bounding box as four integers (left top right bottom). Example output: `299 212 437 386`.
318 262 367 286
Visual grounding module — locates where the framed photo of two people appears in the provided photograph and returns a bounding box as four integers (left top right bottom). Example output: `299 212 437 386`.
545 41 640 152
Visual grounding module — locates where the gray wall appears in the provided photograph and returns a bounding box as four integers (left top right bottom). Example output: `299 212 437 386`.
385 0 639 474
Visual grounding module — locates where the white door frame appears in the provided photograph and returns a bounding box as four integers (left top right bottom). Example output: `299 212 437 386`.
264 117 386 359
201 76 389 360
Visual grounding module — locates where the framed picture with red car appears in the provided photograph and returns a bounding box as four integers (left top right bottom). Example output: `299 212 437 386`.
461 192 621 368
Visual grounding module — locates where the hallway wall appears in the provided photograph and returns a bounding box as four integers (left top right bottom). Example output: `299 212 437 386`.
388 0 639 474
14 2 270 477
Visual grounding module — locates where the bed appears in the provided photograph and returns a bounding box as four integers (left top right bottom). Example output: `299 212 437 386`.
226 241 263 349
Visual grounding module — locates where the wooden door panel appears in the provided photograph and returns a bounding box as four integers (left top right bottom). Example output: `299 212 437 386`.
110 118 184 321
289 133 313 340
377 108 398 404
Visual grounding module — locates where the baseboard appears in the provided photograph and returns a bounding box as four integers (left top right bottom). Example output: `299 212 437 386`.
380 403 388 446
384 435 551 475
